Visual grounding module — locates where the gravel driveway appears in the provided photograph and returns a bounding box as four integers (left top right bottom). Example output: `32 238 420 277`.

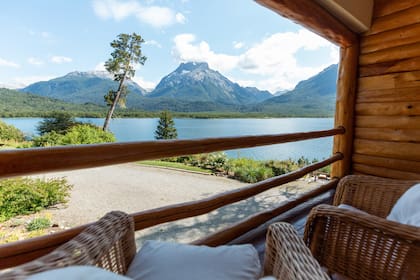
35 163 320 244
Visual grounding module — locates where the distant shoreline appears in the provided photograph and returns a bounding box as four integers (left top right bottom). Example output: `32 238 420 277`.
0 112 334 119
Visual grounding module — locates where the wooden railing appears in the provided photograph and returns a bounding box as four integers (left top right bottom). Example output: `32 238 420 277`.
0 127 345 269
0 127 344 178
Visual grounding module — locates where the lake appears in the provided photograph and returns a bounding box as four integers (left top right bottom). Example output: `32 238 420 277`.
3 118 334 161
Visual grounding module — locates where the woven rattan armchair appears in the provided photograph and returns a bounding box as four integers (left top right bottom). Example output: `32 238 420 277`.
264 222 330 279
264 175 420 280
0 211 136 280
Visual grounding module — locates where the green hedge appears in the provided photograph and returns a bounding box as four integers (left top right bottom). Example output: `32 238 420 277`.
0 178 72 222
161 153 326 183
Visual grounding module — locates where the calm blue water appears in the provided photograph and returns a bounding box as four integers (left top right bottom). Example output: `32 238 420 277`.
3 118 334 160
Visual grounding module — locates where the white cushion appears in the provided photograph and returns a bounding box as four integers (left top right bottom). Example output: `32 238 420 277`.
27 266 131 280
338 204 367 214
387 183 420 227
126 240 261 280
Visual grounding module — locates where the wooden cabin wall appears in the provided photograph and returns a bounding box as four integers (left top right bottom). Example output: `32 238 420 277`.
352 0 420 180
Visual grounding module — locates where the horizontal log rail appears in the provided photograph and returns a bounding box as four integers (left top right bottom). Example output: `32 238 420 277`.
0 127 344 178
0 153 343 269
193 179 338 246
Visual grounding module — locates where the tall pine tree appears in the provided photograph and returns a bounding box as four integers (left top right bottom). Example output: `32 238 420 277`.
102 33 147 131
154 111 178 140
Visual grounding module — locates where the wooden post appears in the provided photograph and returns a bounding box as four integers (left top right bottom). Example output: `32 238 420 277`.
332 44 359 178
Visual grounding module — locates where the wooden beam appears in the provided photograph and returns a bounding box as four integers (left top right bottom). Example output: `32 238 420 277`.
355 127 420 142
193 179 338 246
358 71 420 91
359 42 420 65
373 0 420 18
361 23 420 54
353 153 420 174
354 139 420 161
0 128 343 179
366 5 420 35
356 115 420 129
355 101 420 116
255 0 357 47
359 57 420 77
331 45 359 178
356 87 420 103
353 163 420 180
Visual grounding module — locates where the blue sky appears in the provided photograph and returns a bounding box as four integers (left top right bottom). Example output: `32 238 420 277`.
0 0 338 93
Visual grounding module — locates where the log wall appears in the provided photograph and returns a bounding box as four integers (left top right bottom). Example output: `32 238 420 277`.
353 0 420 179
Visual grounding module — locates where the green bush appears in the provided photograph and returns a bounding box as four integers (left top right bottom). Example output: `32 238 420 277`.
32 131 64 147
26 217 51 231
0 120 24 142
160 153 329 184
32 124 116 147
60 124 116 144
0 178 72 222
226 158 274 183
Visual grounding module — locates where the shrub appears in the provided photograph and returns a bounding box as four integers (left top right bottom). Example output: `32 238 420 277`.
32 131 64 147
160 153 327 183
0 178 72 222
26 217 51 231
32 124 116 147
60 124 116 144
226 158 274 183
0 120 24 142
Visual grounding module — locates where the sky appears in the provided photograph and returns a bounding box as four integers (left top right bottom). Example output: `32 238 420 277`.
0 0 338 93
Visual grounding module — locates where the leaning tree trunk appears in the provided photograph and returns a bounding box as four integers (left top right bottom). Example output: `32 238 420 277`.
102 74 127 131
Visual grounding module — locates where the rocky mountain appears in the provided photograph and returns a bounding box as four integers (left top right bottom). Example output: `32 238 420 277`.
149 62 272 105
17 63 338 115
22 71 147 106
253 64 338 116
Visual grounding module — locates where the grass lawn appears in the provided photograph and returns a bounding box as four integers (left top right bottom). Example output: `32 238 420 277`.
138 160 212 174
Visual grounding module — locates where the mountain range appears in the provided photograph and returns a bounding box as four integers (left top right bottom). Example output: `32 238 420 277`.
16 62 338 116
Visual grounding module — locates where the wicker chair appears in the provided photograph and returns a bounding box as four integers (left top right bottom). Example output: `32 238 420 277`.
306 175 420 280
264 222 330 279
0 211 136 280
264 175 420 280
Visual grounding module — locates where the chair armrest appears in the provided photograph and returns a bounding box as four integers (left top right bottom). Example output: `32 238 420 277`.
333 175 417 217
304 204 420 280
1 211 136 279
264 222 330 280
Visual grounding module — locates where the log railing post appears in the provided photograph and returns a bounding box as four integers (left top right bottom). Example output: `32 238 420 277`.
332 44 360 178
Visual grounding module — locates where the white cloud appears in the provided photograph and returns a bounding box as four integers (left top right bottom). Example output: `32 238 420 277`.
27 57 44 66
172 33 239 72
233 41 244 49
175 12 186 24
1 75 54 88
92 0 186 28
145 40 162 48
94 62 106 71
132 76 157 91
51 56 73 64
0 57 20 68
172 29 338 92
329 45 339 62
41 31 51 38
